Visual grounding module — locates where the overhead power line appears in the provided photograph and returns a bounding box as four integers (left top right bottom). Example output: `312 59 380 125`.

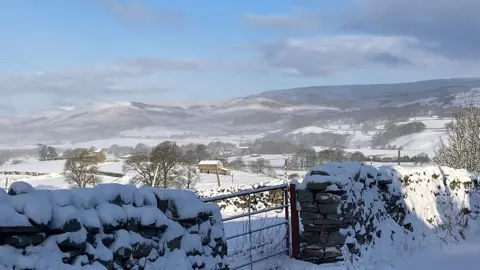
0 56 102 101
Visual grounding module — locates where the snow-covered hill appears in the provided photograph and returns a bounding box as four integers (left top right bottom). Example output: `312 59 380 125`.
0 78 478 147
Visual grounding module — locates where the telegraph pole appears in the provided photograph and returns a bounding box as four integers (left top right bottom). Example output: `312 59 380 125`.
215 164 221 187
397 150 401 165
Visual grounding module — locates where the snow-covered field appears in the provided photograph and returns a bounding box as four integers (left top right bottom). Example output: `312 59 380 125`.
0 158 283 191
299 116 451 157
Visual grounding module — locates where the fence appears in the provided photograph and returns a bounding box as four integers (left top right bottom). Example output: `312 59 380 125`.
202 183 300 269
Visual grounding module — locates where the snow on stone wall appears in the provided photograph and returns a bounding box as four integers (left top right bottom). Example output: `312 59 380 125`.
295 162 480 266
0 182 228 270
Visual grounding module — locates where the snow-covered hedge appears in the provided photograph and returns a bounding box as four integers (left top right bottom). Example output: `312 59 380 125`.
0 171 49 176
0 182 228 270
295 162 480 267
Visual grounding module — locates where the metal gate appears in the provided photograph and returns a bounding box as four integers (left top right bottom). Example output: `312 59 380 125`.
202 183 300 270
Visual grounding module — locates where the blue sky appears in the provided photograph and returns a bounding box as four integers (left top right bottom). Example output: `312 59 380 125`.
0 0 479 114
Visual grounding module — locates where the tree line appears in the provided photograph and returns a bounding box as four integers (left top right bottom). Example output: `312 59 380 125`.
61 141 206 190
371 122 427 148
287 147 432 170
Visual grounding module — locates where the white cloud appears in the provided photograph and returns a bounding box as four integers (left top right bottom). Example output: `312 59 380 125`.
243 10 321 30
90 0 184 26
0 57 207 111
253 35 450 77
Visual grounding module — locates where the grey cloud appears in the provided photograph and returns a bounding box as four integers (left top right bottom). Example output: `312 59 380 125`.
255 35 421 77
369 52 412 66
243 11 321 30
344 0 480 60
91 0 185 26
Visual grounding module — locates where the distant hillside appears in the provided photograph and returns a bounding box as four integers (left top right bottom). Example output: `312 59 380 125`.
0 78 479 146
250 78 480 108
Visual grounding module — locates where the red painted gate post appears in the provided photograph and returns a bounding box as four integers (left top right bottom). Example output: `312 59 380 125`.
289 183 300 259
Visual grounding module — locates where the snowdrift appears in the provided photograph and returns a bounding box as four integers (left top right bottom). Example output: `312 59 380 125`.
296 162 480 268
0 182 228 270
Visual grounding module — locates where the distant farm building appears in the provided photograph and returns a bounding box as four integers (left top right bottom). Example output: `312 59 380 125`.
198 160 231 175
87 149 107 163
234 144 251 156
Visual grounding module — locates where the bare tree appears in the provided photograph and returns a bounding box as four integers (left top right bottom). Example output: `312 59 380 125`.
37 144 48 161
434 102 480 172
123 141 183 188
63 150 102 188
248 158 275 176
195 144 211 162
294 148 317 170
37 144 58 161
123 153 158 186
171 165 201 189
134 143 151 154
318 147 345 163
229 157 246 171
151 141 183 188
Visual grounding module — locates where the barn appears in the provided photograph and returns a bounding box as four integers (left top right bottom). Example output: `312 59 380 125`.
197 160 231 175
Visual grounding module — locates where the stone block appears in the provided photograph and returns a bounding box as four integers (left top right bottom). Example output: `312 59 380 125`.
315 193 342 204
300 203 318 212
297 190 314 203
303 224 324 232
300 232 322 244
306 182 333 191
326 231 346 245
317 204 339 214
300 247 325 260
300 212 322 220
313 218 343 226
324 247 343 259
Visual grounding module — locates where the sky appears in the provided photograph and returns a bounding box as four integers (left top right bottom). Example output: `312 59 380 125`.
1 0 480 115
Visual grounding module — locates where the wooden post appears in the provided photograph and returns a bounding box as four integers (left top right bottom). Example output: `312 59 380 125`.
5 177 8 191
284 186 290 255
152 165 159 187
289 183 300 259
215 164 221 187
397 150 401 165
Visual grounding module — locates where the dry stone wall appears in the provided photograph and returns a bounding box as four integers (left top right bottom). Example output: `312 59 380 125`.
0 181 228 270
295 162 480 265
297 182 357 263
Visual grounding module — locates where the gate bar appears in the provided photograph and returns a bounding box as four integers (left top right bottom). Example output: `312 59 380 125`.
222 204 287 222
225 220 288 240
201 184 288 202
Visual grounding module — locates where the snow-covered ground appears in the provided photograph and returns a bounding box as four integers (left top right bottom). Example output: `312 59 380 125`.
291 116 451 156
1 156 480 269
0 158 283 191
199 162 480 270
